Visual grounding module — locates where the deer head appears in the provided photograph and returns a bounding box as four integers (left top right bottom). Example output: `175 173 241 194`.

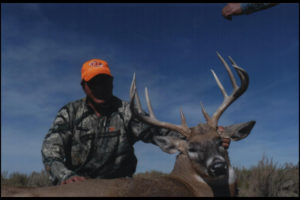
129 52 255 187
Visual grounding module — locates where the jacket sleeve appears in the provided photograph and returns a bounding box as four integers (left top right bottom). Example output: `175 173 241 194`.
241 3 278 15
41 106 76 185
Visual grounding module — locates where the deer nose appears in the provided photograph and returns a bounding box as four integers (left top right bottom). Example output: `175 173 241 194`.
208 159 228 177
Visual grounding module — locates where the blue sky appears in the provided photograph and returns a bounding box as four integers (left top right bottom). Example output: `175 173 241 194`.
1 3 299 175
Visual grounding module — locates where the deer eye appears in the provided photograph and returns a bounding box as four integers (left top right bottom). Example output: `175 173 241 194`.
188 143 200 152
189 143 206 153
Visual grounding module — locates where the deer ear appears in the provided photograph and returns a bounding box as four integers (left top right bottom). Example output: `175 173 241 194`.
154 136 188 154
223 120 256 141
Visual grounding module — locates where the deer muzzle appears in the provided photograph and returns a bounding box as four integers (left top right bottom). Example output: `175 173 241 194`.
208 158 228 177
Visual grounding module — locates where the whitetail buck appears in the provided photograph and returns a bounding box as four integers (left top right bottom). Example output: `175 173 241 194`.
1 52 255 197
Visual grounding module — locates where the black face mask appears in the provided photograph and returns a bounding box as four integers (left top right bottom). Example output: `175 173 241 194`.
87 74 113 101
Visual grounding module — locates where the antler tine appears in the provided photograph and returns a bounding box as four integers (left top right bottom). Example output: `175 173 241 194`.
205 52 249 128
145 87 189 131
146 87 190 133
210 69 228 98
130 73 192 138
130 73 143 114
145 87 156 119
216 52 239 90
180 108 190 130
200 102 211 123
229 57 249 97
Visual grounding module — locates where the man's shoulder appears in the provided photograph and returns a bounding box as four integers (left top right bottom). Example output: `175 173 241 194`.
58 98 87 113
111 96 132 120
69 98 87 106
62 98 86 107
113 96 130 110
58 96 131 116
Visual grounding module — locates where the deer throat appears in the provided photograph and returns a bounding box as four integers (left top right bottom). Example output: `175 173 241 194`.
171 154 233 197
170 154 214 196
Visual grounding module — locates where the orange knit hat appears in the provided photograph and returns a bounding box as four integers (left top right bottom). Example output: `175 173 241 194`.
81 59 112 81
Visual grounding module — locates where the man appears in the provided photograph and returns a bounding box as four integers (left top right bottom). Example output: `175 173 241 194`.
41 59 231 185
222 3 279 20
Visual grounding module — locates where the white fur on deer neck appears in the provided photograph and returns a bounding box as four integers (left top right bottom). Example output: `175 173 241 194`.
228 166 236 185
194 174 206 184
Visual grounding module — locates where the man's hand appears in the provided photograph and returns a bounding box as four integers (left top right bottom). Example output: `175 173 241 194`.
218 126 231 149
61 176 86 185
222 137 231 149
222 3 243 20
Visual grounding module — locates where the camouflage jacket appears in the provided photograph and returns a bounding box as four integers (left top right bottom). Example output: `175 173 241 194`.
41 96 182 185
241 3 278 14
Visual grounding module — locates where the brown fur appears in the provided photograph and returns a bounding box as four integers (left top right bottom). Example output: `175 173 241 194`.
2 177 194 197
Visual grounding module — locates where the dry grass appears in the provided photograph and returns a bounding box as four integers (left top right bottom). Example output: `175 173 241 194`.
1 155 299 197
1 170 52 187
234 155 299 197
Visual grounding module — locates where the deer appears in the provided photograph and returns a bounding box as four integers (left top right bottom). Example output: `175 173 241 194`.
1 52 255 197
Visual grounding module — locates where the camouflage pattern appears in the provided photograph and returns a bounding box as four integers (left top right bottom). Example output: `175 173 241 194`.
41 96 183 185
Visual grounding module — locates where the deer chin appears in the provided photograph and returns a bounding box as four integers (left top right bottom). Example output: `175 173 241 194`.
190 160 211 179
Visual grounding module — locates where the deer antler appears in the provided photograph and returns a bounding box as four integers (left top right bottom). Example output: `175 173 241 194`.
201 52 249 128
130 73 192 138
